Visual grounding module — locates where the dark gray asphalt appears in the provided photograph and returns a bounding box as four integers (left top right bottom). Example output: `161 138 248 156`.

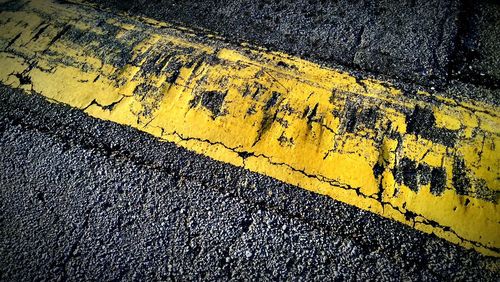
451 0 500 88
85 0 459 86
0 85 498 280
84 0 497 89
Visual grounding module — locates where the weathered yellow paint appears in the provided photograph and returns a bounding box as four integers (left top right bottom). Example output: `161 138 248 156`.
0 0 499 256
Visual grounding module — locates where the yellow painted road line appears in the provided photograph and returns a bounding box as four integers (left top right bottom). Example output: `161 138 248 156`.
0 0 499 256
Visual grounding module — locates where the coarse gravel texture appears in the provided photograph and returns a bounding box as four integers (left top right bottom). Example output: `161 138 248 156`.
1 85 498 280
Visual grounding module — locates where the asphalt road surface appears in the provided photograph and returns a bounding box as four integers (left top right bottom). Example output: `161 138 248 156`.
87 0 500 88
1 0 499 280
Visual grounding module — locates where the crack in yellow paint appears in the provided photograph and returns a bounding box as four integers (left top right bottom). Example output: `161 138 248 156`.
0 0 499 256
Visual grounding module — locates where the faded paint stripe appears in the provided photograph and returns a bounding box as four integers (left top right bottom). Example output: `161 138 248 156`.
0 0 499 256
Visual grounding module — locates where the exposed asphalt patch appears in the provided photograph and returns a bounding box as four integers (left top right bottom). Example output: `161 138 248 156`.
405 105 457 147
1 85 498 280
189 90 228 119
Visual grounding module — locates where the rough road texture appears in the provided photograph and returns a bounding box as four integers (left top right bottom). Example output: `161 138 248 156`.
86 0 500 90
86 0 459 86
0 86 498 280
451 0 500 88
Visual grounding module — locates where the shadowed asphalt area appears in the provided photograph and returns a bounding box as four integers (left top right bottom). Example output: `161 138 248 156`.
86 0 500 89
85 0 459 86
1 85 498 280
